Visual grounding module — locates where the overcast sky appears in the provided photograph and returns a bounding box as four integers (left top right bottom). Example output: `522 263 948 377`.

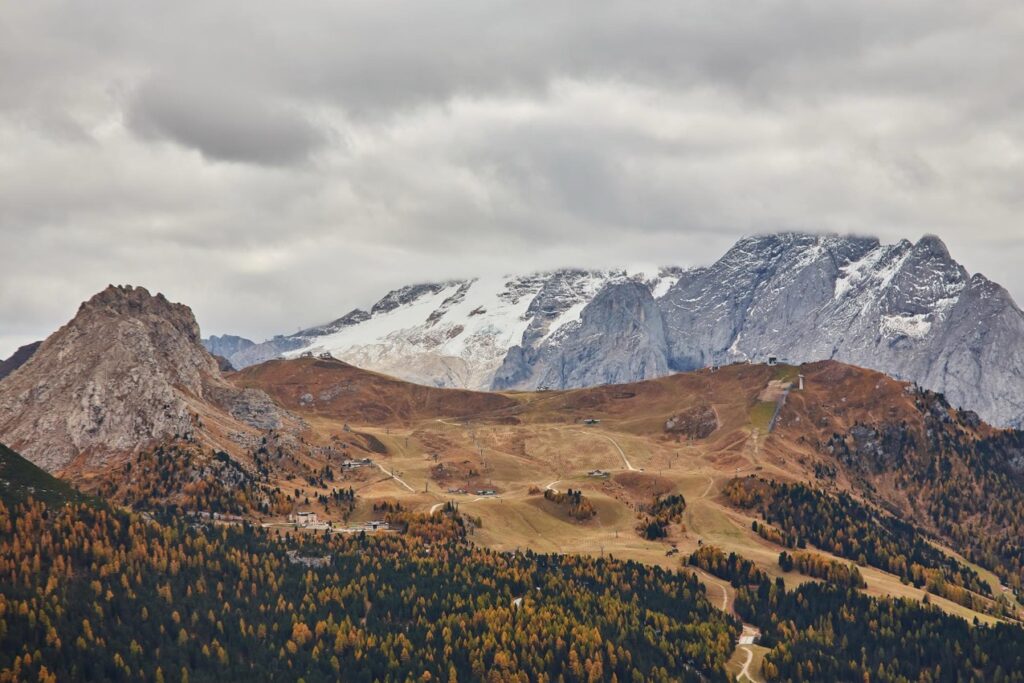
2 1 1024 357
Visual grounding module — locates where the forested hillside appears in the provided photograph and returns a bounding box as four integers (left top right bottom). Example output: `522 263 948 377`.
0 495 739 682
0 443 88 507
724 477 1014 616
815 389 1024 594
736 581 1024 681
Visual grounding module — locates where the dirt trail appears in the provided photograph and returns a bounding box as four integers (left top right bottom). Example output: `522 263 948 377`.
700 474 716 498
601 434 638 471
376 463 415 492
557 426 638 471
737 646 755 682
710 577 729 611
748 428 761 465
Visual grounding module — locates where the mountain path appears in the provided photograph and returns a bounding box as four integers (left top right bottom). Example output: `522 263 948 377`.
376 463 415 492
737 646 755 682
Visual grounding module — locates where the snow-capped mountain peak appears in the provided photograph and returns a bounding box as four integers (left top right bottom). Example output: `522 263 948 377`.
205 233 1024 427
219 268 681 389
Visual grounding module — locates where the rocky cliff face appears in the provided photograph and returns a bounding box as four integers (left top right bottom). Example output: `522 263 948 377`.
493 281 670 389
0 285 293 472
654 234 1024 427
492 233 1024 427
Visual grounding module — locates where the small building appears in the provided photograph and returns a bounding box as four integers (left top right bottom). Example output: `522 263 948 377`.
341 457 372 470
588 469 609 478
738 627 762 646
767 355 778 366
300 351 314 359
318 352 334 360
476 489 497 496
366 520 389 531
582 418 601 426
289 510 319 527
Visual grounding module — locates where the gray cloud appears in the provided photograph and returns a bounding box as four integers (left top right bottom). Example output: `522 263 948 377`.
1 1 1023 357
126 76 326 165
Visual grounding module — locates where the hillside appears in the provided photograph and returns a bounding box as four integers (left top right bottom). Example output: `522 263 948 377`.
233 354 1024 620
0 493 741 682
231 356 519 425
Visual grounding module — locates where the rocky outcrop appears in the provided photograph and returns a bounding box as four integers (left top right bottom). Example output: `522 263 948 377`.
0 285 293 472
664 404 718 440
224 336 307 369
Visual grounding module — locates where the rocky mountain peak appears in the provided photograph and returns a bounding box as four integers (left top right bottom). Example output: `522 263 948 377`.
204 334 256 360
912 233 952 258
0 285 292 473
81 284 201 339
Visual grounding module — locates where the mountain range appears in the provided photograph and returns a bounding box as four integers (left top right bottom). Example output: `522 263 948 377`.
204 233 1024 427
3 274 1024 657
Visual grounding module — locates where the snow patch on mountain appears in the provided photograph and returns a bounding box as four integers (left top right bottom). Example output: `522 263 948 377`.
880 314 932 339
834 246 888 299
651 274 681 299
543 301 588 343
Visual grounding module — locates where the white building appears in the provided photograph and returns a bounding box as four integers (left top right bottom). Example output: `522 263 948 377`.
289 511 319 527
